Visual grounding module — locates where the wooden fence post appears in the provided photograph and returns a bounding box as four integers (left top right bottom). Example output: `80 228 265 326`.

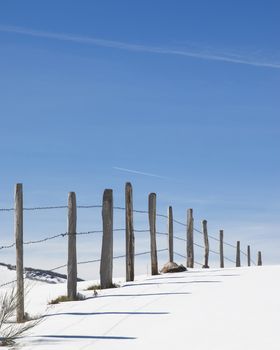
149 193 158 275
257 251 262 266
15 183 24 323
187 209 194 268
247 245 251 267
125 182 134 282
202 220 209 268
100 189 113 288
236 241 241 267
219 230 224 268
168 206 174 263
67 192 77 300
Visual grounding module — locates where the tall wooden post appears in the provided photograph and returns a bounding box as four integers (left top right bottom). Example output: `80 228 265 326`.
257 251 262 266
187 209 194 268
236 241 241 267
125 182 134 282
168 206 174 263
67 192 77 300
15 183 24 323
149 193 158 275
202 220 209 268
100 189 113 288
219 230 224 268
247 245 251 267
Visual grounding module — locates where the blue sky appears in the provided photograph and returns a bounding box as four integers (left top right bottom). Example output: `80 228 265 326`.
0 1 279 275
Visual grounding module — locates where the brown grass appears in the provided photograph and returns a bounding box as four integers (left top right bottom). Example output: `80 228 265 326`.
85 282 120 291
49 293 85 305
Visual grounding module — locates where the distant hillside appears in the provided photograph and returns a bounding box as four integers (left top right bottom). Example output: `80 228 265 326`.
0 262 84 284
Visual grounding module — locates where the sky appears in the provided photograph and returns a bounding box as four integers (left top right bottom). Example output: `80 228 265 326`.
0 1 280 278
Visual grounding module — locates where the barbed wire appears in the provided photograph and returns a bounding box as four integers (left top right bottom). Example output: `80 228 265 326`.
117 228 242 266
172 234 254 265
0 230 104 251
0 228 180 251
0 205 104 212
0 270 42 289
174 251 235 265
193 227 236 248
0 228 162 251
0 239 250 288
0 228 255 265
50 248 168 271
78 205 102 209
0 248 169 287
0 203 256 264
0 206 67 212
0 242 17 249
0 279 17 288
174 251 186 259
157 215 246 255
174 252 204 266
113 206 126 211
0 228 146 251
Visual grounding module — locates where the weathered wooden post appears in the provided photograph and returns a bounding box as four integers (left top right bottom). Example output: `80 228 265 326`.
149 193 158 275
187 209 194 268
219 230 224 268
202 220 209 268
100 189 113 288
168 206 174 263
125 182 134 282
15 183 24 323
247 245 251 267
67 192 77 300
236 241 241 267
257 251 262 266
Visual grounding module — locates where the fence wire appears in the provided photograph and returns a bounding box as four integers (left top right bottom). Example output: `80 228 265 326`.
51 248 168 271
0 203 256 265
0 230 104 250
0 248 169 288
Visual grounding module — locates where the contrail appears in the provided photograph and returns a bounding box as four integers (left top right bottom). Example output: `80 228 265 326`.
1 25 280 69
113 167 169 180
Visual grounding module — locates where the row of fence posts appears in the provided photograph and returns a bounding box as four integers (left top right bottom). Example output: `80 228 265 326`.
9 183 263 323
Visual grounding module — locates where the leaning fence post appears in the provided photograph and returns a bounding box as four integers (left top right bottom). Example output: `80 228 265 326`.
257 251 262 266
236 241 241 267
247 245 251 267
168 206 174 263
15 183 24 323
187 208 194 268
149 193 158 275
202 220 209 268
125 182 134 282
219 230 224 268
67 192 77 300
100 189 113 288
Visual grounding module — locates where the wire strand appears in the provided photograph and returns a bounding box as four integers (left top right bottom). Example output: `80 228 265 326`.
0 203 256 265
50 248 168 271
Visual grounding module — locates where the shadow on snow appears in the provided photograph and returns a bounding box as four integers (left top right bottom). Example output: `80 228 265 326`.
44 311 170 317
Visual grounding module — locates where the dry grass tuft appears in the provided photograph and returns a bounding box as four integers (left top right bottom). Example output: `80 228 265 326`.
49 293 85 305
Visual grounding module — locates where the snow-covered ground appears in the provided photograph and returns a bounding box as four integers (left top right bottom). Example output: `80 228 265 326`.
1 265 280 349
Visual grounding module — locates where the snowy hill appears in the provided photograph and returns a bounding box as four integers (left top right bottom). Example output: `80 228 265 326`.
0 262 84 285
1 265 280 349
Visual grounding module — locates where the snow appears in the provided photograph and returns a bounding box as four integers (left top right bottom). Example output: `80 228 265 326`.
0 264 68 288
0 266 17 286
1 265 280 349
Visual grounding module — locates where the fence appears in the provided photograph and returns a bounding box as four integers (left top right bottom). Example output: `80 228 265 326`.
0 183 262 322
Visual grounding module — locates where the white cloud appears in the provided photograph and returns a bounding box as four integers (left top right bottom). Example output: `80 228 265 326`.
113 167 169 180
1 25 280 69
